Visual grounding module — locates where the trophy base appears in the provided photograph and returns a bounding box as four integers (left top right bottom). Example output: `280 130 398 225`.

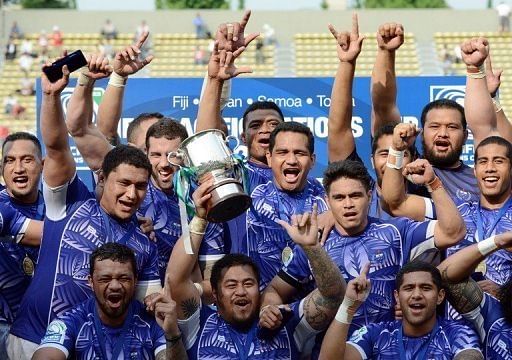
207 180 252 223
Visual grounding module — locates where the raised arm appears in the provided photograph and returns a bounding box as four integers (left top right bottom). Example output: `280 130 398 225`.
438 232 512 314
327 13 364 162
319 265 370 360
277 204 345 331
462 37 501 148
371 23 404 135
40 60 75 187
195 11 258 133
96 32 154 145
166 178 213 320
65 53 112 171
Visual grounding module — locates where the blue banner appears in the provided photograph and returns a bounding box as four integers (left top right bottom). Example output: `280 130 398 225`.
36 76 470 189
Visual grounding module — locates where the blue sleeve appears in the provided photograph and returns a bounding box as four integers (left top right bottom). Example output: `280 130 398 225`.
443 320 482 355
138 242 160 283
151 320 166 356
281 246 312 286
396 217 436 263
199 222 226 261
308 178 325 199
0 202 28 238
347 324 377 358
39 316 77 356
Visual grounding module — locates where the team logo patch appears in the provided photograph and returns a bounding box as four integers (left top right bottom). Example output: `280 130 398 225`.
350 326 368 343
429 85 466 106
41 320 67 345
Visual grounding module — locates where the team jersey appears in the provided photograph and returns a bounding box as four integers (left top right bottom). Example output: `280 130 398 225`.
433 164 479 206
280 216 437 334
348 317 482 359
11 174 161 344
138 180 227 283
38 298 166 359
247 180 328 289
179 299 318 359
462 293 512 359
0 189 44 324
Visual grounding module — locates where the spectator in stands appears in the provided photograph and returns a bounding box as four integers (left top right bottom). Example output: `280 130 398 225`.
101 19 118 40
497 1 511 33
18 52 33 77
194 45 207 65
97 39 115 61
3 94 16 115
8 21 23 40
168 180 346 359
255 38 265 64
33 243 187 360
51 25 64 57
262 23 276 45
3 94 25 120
440 44 454 75
134 21 151 60
5 38 16 61
438 230 512 359
20 39 33 56
320 262 483 359
37 30 49 56
193 12 206 39
17 77 35 96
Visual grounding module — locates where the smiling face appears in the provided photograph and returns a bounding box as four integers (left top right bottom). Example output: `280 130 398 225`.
88 259 136 323
328 177 370 235
2 139 42 203
99 163 149 221
214 265 260 329
147 136 182 194
475 142 512 207
394 271 444 334
266 131 314 192
422 108 466 168
242 109 282 165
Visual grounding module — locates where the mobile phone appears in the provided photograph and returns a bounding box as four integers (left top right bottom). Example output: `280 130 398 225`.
43 50 87 83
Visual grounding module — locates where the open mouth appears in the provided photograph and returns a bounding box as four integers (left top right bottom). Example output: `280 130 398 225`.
257 137 270 148
344 211 358 219
106 293 123 308
233 299 250 310
119 199 135 212
434 139 450 151
158 169 173 182
12 176 29 188
409 303 426 314
482 176 499 186
283 168 300 182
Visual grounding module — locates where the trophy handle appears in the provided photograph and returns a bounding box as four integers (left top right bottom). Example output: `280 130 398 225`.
225 135 240 151
167 151 185 168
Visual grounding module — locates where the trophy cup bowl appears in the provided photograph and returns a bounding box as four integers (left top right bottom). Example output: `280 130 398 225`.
169 129 252 223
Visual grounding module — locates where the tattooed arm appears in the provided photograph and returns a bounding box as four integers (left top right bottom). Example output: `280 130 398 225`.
276 204 345 331
454 350 484 360
167 179 214 320
438 231 512 314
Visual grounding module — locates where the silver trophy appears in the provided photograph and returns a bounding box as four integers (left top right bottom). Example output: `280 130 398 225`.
168 129 251 223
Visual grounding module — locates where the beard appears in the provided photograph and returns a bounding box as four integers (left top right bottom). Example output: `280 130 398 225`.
422 140 462 168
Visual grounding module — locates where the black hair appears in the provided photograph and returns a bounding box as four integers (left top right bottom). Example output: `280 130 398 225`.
371 123 418 158
2 132 42 159
322 160 372 194
210 253 260 293
242 101 284 131
420 99 466 130
126 112 164 144
90 242 137 277
396 261 443 291
145 118 189 150
475 135 512 161
101 144 151 179
268 121 314 154
499 280 512 323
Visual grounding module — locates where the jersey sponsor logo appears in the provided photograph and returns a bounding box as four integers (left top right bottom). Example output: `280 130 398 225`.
351 326 368 343
42 320 67 345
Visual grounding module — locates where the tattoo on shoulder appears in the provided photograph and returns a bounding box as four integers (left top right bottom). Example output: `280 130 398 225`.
181 297 199 318
442 270 483 314
454 349 483 360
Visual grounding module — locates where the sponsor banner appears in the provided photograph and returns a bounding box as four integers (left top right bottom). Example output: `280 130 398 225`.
36 76 468 189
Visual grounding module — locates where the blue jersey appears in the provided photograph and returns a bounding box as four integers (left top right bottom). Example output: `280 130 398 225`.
463 293 512 359
433 164 479 206
179 299 318 359
138 180 227 283
11 174 161 344
348 317 481 359
247 180 328 289
281 216 437 333
38 298 166 359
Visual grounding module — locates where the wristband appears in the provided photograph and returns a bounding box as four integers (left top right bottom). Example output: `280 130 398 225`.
220 79 232 110
189 216 207 235
194 282 204 297
477 235 498 257
426 176 443 193
386 147 404 170
165 332 182 344
108 71 127 87
77 71 94 86
335 297 355 324
467 64 486 79
492 98 503 113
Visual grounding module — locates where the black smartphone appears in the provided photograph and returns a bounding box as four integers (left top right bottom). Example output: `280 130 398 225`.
43 50 87 83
